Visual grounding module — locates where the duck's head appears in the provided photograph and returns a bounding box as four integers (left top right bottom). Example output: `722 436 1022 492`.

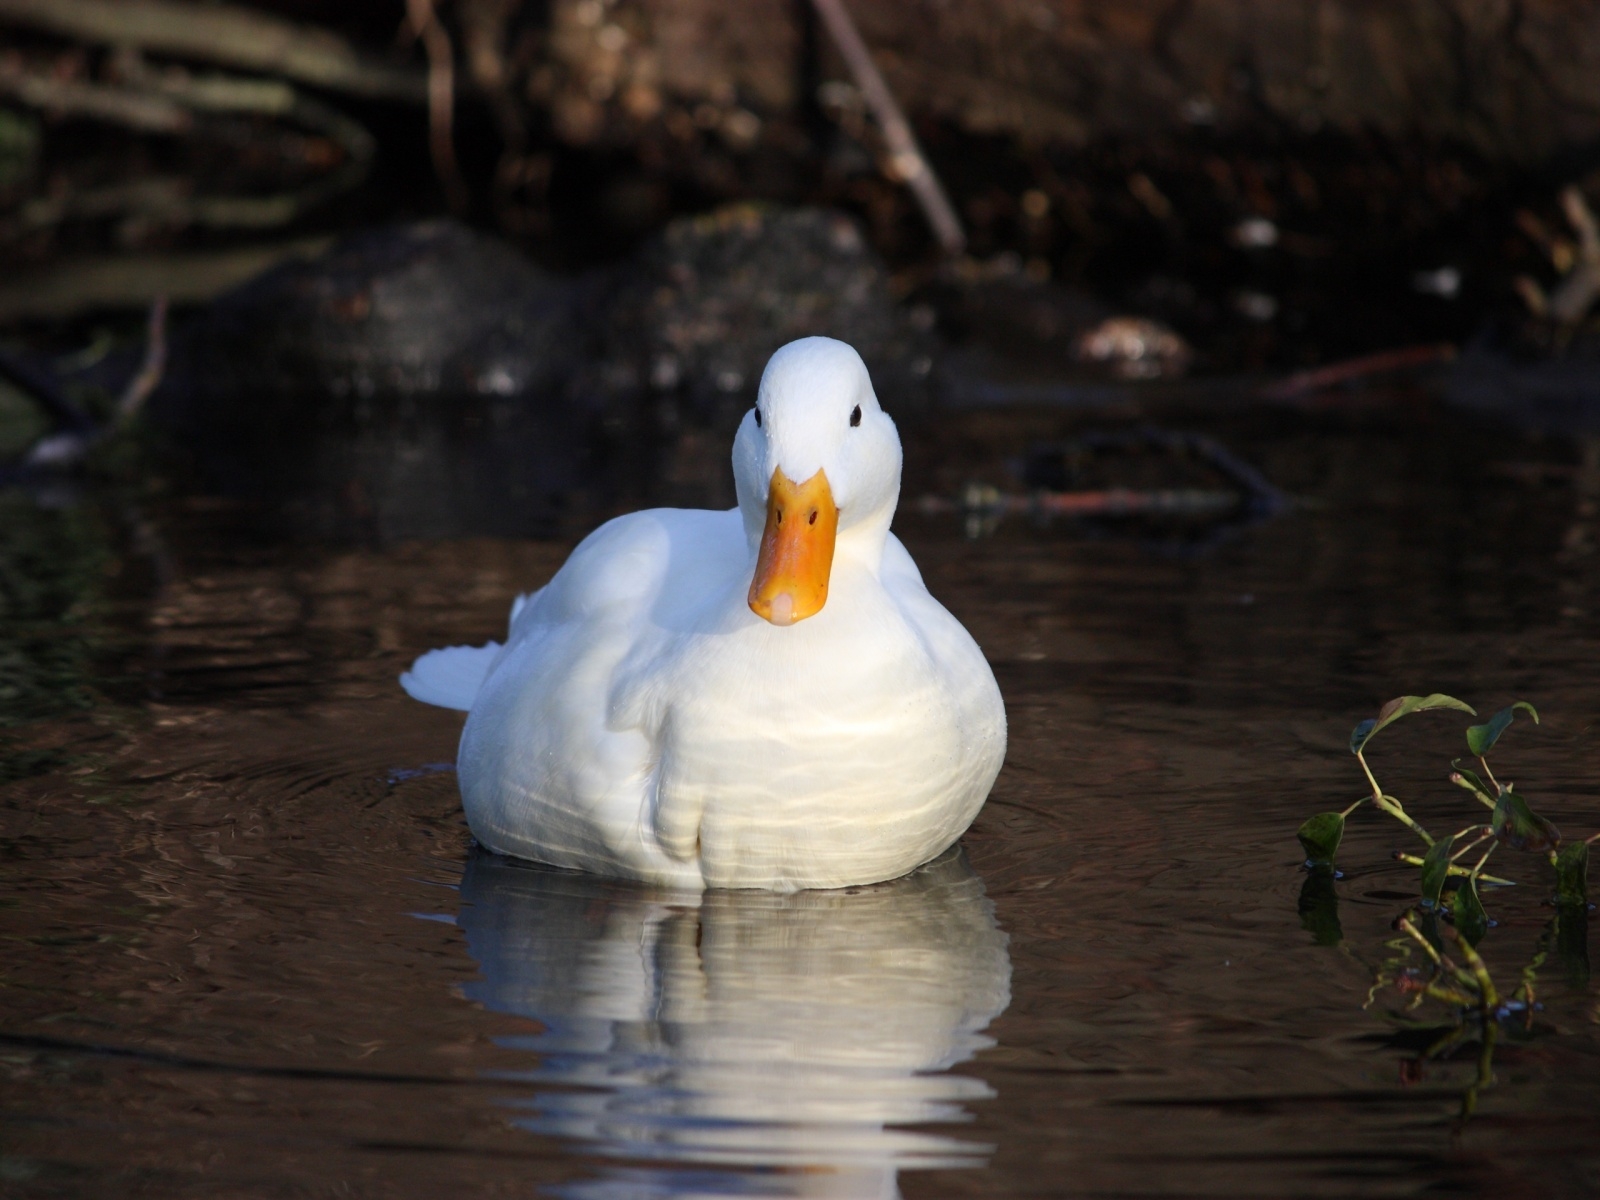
733 337 903 626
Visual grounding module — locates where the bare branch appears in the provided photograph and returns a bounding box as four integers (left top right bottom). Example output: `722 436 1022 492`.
808 0 965 255
116 297 169 427
404 0 470 213
1548 185 1600 325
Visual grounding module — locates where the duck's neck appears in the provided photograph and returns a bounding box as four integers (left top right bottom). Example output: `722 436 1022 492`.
834 503 895 575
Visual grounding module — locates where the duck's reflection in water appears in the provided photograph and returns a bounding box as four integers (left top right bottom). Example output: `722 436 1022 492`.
457 847 1012 1199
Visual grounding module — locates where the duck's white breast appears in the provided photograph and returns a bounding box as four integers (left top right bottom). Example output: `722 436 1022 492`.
458 509 1006 891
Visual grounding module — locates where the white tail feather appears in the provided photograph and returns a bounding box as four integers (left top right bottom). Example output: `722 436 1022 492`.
400 643 502 711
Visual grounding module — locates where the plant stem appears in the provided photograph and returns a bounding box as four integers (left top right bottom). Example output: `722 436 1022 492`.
1339 796 1367 818
1356 750 1384 803
1454 776 1497 809
1470 842 1498 880
1392 854 1513 886
1357 747 1435 844
1452 931 1500 1010
1459 1022 1497 1126
1478 756 1501 792
1450 828 1494 862
1396 917 1445 967
1377 794 1434 845
1425 981 1481 1008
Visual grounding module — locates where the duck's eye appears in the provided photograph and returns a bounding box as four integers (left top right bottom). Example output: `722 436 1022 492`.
754 408 762 428
849 405 862 427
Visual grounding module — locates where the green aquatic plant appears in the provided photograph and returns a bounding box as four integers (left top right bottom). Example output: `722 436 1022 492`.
1297 694 1595 917
1296 694 1597 1123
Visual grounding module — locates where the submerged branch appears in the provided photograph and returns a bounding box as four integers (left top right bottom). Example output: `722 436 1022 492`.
1258 342 1457 401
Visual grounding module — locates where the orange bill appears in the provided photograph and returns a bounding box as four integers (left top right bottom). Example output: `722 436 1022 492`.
748 467 839 626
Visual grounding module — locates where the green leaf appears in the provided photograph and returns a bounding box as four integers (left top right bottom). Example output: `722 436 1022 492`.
1410 907 1446 957
1554 840 1589 907
1351 694 1476 755
1491 786 1562 853
1420 835 1456 907
1449 760 1493 800
1297 869 1342 946
1446 877 1490 946
1297 812 1345 867
1465 701 1539 757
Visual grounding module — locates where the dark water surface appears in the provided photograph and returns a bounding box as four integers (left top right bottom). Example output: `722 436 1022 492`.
3 405 1600 1198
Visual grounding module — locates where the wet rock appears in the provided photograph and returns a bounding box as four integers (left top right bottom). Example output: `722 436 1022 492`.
153 206 935 534
590 203 936 506
1073 317 1192 381
153 220 615 541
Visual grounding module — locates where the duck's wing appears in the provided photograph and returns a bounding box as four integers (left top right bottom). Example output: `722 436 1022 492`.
400 642 504 711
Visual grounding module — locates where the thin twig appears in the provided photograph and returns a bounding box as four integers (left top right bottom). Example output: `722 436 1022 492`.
1478 757 1501 792
916 487 1242 518
115 296 168 426
808 0 964 254
1258 343 1457 401
17 296 167 472
405 0 469 214
1469 842 1497 881
1449 829 1494 863
1549 185 1600 325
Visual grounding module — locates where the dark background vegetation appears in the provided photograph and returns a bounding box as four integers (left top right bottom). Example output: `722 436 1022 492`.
3 0 1599 364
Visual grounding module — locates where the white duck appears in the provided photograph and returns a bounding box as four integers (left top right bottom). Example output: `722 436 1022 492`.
402 336 1005 891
